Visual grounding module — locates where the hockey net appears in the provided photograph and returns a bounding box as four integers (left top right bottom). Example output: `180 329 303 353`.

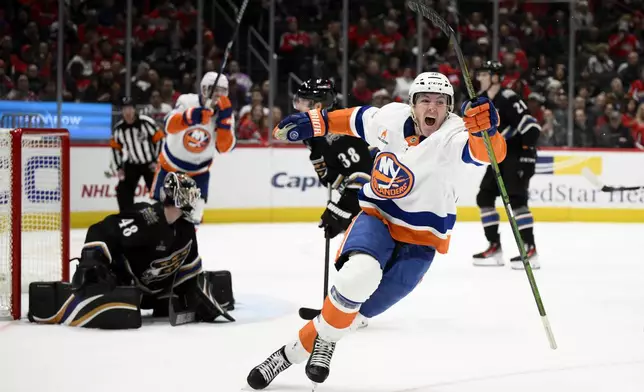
0 128 70 320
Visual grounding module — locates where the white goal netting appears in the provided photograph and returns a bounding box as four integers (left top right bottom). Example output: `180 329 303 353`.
0 129 68 319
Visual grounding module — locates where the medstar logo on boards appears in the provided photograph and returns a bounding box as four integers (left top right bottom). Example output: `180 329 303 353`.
528 154 644 204
370 152 414 199
535 155 602 176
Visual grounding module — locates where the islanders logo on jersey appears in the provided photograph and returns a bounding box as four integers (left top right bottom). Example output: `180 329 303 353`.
183 128 212 153
370 152 414 199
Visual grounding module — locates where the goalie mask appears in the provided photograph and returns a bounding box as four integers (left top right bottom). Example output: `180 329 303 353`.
162 172 201 212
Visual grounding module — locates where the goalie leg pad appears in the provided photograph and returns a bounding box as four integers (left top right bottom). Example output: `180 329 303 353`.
28 282 142 329
182 272 235 322
207 270 235 311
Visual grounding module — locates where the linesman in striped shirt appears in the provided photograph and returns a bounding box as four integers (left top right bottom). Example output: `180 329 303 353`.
110 97 165 212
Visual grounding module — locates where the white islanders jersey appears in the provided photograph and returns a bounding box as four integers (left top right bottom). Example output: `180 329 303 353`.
161 93 235 175
328 102 506 254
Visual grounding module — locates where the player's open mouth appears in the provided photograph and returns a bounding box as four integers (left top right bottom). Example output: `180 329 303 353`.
424 117 436 126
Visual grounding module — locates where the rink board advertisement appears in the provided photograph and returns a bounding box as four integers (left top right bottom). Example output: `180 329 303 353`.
68 145 644 227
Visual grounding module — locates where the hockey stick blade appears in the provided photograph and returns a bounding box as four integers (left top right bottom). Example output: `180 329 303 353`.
407 0 453 35
581 167 605 190
581 167 643 192
170 308 197 326
298 307 321 320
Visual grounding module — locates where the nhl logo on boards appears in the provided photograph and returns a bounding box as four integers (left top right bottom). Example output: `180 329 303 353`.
370 152 414 199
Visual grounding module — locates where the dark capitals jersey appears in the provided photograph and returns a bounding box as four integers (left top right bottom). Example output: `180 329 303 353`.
82 202 202 295
482 88 541 152
304 133 374 181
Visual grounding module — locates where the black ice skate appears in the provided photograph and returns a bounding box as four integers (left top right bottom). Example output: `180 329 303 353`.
472 242 504 266
247 346 293 390
305 335 336 385
510 244 540 270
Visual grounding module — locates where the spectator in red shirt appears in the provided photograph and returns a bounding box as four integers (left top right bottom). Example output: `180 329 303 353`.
348 74 372 106
627 68 644 101
279 17 310 53
462 12 488 42
378 20 403 55
348 18 372 49
381 56 401 80
608 18 640 59
237 104 268 143
279 16 310 75
630 102 644 149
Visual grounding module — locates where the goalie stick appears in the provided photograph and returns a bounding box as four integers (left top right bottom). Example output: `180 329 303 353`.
298 185 332 320
205 0 249 108
582 167 644 192
407 0 557 350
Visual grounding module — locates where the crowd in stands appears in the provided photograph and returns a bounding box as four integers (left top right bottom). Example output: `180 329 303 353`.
0 0 643 149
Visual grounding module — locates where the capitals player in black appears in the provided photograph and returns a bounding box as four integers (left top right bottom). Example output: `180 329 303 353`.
30 173 234 328
472 61 541 270
293 78 374 239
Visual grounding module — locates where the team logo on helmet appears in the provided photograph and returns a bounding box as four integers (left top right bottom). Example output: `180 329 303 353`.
183 128 212 153
370 152 414 199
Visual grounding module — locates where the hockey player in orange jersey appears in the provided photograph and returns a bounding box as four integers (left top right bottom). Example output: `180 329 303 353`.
150 71 236 224
246 72 507 389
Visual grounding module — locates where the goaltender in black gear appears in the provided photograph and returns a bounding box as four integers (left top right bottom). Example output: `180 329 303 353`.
28 173 234 328
294 78 374 239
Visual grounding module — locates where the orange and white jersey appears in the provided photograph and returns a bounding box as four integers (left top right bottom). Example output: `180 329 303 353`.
327 102 506 254
161 93 236 175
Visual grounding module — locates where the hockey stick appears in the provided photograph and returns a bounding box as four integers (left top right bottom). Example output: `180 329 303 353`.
298 185 333 320
205 0 250 108
407 0 557 350
582 167 644 192
168 258 196 326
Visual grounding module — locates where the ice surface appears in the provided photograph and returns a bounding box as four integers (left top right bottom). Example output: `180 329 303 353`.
1 222 644 392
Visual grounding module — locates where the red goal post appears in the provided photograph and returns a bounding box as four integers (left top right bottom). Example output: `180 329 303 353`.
0 128 70 320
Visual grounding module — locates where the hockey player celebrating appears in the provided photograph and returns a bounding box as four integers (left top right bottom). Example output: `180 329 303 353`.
294 78 374 239
471 61 541 270
150 71 236 225
246 72 507 389
28 173 234 328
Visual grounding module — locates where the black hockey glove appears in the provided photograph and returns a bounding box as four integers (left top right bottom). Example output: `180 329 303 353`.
319 190 361 239
71 248 116 296
518 146 537 179
310 156 341 188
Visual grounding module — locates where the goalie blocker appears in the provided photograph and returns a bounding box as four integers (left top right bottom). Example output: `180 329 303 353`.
27 270 234 329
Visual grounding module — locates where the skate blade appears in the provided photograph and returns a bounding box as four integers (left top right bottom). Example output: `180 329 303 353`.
472 257 505 267
510 255 540 270
311 382 318 391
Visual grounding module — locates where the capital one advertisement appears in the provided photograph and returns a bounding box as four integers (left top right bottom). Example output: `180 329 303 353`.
70 146 644 218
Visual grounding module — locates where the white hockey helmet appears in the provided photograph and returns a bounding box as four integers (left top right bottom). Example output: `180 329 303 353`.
408 72 454 112
200 71 229 98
